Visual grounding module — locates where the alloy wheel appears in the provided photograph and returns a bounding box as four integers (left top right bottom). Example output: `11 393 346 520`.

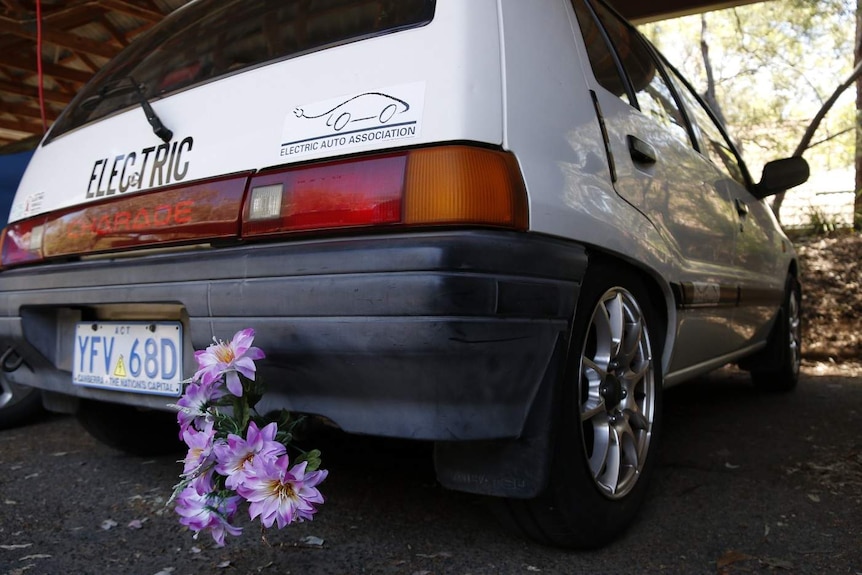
578 287 656 500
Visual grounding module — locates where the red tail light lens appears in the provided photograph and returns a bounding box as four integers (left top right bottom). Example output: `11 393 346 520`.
1 217 47 267
243 154 406 237
41 175 249 258
0 174 249 268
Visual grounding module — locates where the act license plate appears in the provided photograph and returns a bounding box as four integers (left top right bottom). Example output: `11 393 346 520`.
73 322 183 397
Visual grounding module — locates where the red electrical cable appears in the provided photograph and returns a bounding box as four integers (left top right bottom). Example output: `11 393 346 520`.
36 0 47 133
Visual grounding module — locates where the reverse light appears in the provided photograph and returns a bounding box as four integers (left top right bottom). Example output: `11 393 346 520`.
242 145 528 238
248 184 285 220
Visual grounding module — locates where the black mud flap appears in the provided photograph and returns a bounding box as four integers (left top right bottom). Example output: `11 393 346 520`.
432 335 567 499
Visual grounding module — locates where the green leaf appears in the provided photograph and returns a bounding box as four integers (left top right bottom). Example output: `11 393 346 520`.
295 449 322 472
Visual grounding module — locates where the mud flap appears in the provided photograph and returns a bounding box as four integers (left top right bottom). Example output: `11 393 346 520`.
432 336 566 498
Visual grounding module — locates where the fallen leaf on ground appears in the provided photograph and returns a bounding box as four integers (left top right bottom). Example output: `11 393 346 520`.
127 519 146 529
762 557 794 570
299 535 325 548
717 549 754 568
416 551 452 559
100 519 118 530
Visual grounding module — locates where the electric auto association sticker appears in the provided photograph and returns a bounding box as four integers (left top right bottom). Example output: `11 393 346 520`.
280 82 425 158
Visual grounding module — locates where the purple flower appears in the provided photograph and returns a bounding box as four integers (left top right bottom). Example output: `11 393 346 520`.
174 379 226 437
174 486 243 547
213 421 285 490
181 420 217 477
193 328 265 396
238 455 328 529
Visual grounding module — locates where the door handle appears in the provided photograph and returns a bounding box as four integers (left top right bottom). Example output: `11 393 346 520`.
627 135 656 165
735 198 749 218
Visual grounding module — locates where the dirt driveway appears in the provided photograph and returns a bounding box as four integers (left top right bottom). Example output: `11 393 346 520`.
1 363 860 575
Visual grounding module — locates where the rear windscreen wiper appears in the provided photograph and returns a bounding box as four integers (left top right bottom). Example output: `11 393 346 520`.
79 76 173 144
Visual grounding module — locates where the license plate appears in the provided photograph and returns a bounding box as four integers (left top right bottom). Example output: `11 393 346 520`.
73 322 183 397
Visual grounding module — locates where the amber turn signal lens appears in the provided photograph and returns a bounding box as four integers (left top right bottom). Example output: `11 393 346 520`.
403 146 528 230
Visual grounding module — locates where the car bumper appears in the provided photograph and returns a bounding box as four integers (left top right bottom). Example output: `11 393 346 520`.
0 230 586 440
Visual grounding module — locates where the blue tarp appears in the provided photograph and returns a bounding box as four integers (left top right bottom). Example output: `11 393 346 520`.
0 150 33 225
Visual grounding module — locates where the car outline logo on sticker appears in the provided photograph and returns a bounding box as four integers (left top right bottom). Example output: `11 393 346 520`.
280 82 425 159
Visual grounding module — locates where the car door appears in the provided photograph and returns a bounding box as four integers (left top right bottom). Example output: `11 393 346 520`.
570 0 743 370
663 66 787 345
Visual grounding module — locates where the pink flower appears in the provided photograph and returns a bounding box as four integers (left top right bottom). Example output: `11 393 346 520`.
213 421 285 490
174 379 226 436
193 328 265 396
238 455 328 529
174 486 243 547
181 420 217 476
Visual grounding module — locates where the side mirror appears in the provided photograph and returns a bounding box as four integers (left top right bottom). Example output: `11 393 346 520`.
753 157 809 199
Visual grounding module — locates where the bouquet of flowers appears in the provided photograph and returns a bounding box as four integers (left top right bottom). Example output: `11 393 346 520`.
170 328 327 546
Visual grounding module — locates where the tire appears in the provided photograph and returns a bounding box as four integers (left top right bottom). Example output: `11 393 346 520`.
749 275 801 392
0 375 44 430
76 399 184 456
496 264 663 549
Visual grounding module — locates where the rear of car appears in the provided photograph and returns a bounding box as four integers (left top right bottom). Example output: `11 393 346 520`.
2 0 585 457
0 0 806 549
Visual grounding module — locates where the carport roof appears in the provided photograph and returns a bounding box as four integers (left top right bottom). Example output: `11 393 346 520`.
0 0 762 148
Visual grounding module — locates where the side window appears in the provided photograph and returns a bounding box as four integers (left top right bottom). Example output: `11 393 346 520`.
570 1 630 104
667 68 747 185
574 0 693 148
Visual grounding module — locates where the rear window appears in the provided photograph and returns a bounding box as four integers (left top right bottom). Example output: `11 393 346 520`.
47 0 436 143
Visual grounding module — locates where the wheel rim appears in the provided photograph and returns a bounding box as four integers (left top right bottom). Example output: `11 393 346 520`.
787 287 801 375
578 287 656 500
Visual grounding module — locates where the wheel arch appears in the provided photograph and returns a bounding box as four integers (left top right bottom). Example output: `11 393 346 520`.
584 249 674 378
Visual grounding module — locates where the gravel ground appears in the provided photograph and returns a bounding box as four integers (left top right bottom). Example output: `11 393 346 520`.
1 364 860 575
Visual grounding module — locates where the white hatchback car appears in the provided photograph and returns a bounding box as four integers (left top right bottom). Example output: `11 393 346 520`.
0 0 807 548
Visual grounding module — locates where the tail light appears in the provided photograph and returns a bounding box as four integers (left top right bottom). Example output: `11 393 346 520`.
1 217 47 267
242 145 528 237
1 145 528 268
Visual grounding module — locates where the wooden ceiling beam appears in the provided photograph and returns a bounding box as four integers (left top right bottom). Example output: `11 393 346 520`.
0 100 59 123
0 15 122 59
0 115 45 136
0 78 73 105
0 54 92 84
98 15 131 47
99 0 167 23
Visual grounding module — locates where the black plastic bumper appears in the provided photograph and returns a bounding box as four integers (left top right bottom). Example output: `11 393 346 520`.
0 230 586 443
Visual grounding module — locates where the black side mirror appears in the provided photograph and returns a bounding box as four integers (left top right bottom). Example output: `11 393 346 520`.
753 157 810 199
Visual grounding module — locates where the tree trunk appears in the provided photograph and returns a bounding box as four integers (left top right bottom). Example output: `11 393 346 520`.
855 0 862 230
771 58 862 220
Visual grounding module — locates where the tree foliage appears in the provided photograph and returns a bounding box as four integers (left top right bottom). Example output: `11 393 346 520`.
641 0 856 187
